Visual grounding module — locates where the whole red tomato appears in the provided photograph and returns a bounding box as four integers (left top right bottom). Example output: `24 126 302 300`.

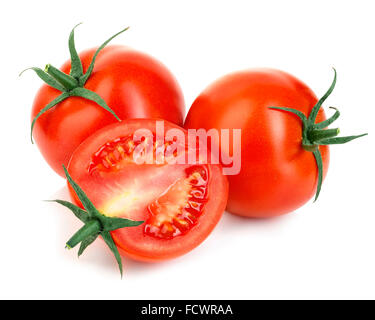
185 69 365 218
27 27 184 177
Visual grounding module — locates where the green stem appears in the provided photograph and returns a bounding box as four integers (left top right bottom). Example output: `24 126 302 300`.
302 144 319 152
309 128 340 142
45 64 78 90
66 219 101 249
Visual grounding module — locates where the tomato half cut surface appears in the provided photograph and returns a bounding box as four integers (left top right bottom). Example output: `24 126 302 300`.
67 119 228 262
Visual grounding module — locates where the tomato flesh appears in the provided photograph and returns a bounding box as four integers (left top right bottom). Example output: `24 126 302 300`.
145 166 208 239
68 119 228 261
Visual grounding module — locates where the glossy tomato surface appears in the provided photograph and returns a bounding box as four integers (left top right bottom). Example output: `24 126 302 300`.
32 46 184 177
184 69 329 218
68 119 228 261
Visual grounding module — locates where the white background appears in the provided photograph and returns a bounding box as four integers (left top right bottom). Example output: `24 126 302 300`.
1 0 374 299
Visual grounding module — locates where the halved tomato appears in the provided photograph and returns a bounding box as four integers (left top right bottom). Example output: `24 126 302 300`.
67 119 228 262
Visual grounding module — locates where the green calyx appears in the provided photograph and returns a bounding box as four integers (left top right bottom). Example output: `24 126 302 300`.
270 68 367 201
48 165 143 277
20 24 129 143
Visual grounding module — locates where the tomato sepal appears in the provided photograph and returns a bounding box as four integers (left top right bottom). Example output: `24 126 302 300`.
69 87 121 121
30 92 70 143
19 67 66 91
49 165 143 277
78 27 130 86
269 68 367 201
312 149 323 201
317 134 368 145
101 231 124 277
21 24 130 143
45 199 90 223
68 23 84 79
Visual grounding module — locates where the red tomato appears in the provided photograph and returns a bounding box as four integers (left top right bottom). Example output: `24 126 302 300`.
185 69 329 218
67 119 228 261
32 45 184 177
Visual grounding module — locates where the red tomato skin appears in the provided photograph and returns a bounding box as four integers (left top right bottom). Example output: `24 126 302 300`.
32 45 184 177
184 69 329 218
67 119 229 262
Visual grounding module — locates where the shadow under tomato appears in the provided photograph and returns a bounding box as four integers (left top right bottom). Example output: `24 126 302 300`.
47 186 295 277
219 209 294 231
